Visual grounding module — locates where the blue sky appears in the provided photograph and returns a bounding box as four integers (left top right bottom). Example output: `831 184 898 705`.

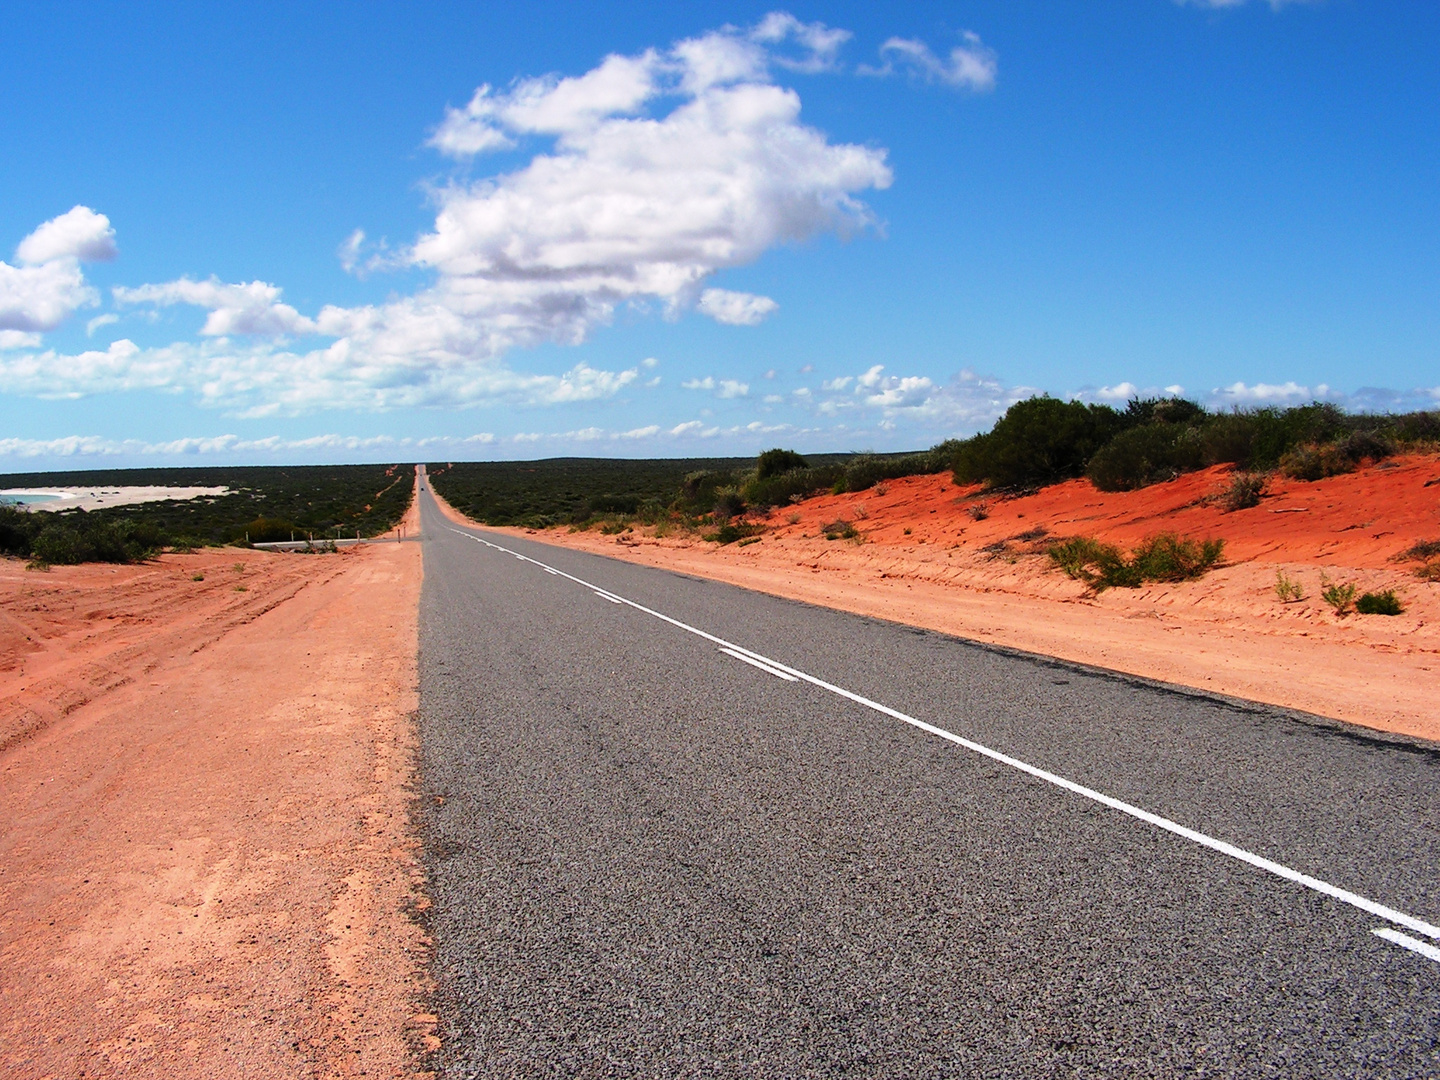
2 0 1436 468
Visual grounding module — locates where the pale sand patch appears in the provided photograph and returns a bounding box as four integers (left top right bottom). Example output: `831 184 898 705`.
428 475 1438 744
0 488 430 1078
2 485 230 511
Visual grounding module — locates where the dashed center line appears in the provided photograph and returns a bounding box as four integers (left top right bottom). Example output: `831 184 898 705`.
720 646 799 681
444 521 1440 961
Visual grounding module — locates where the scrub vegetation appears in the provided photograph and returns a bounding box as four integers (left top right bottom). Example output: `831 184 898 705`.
952 397 1439 494
0 464 413 566
426 448 955 536
1048 533 1225 592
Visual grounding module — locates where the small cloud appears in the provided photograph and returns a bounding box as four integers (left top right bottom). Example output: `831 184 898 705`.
0 329 42 350
697 288 779 326
865 32 997 92
799 364 814 374
1095 381 1138 401
764 368 776 379
16 206 118 265
86 313 119 336
763 394 783 404
681 375 749 398
641 356 659 368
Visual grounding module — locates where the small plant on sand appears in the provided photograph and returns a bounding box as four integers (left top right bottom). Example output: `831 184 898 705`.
903 527 912 535
967 501 991 521
1320 577 1356 616
192 572 205 582
234 583 248 592
1220 472 1266 512
785 511 802 525
822 520 860 541
1050 533 1224 591
736 536 761 548
1274 569 1305 603
853 503 869 520
232 562 245 574
1356 589 1403 616
702 521 763 545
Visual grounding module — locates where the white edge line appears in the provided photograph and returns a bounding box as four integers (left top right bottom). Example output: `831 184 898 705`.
1374 927 1440 964
719 647 799 681
443 524 1440 943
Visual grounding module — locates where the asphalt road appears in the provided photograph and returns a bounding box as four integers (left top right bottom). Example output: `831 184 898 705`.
415 473 1440 1078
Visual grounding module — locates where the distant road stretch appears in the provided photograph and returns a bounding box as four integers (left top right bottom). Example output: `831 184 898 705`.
415 470 1440 1078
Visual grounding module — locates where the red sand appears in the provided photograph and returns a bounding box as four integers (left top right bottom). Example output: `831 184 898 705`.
1 495 431 1078
463 456 1440 743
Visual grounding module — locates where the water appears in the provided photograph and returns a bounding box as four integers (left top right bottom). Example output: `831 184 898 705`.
0 492 63 505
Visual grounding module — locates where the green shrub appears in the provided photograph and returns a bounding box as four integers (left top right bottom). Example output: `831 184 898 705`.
953 396 1126 490
1279 443 1353 482
1321 580 1357 616
1129 534 1225 582
1049 533 1223 591
755 448 809 480
1125 396 1207 426
1274 569 1305 603
702 521 763 545
1220 472 1266 512
1355 589 1403 615
742 464 843 508
235 516 298 544
821 520 860 541
1087 424 1205 492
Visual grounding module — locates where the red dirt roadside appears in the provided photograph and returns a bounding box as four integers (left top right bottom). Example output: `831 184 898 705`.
0 496 431 1078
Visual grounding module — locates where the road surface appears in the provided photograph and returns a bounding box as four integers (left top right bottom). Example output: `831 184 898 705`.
415 471 1440 1077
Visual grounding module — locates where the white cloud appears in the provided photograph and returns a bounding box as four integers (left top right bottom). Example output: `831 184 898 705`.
86 312 119 336
0 259 97 332
681 375 750 399
867 32 998 92
1095 381 1139 401
114 276 319 337
750 13 851 73
697 289 779 326
1208 380 1319 405
16 206 117 265
811 364 1030 428
42 18 888 416
0 329 42 350
0 335 639 415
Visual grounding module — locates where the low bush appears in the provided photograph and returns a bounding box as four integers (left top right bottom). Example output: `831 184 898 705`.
756 448 809 480
821 520 860 541
1320 579 1357 616
1220 472 1266 512
1087 424 1204 492
1049 533 1224 591
1356 589 1404 615
1274 569 1305 603
953 397 1126 490
1279 443 1354 482
702 521 763 545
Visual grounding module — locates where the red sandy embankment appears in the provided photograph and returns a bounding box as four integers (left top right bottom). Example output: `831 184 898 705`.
478 456 1440 743
0 494 432 1078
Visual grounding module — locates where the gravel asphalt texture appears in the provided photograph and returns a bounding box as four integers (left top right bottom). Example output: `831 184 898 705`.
415 475 1440 1078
